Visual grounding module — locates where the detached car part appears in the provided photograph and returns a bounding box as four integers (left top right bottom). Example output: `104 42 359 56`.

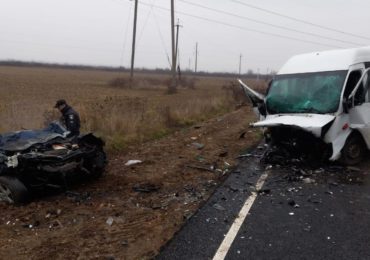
0 122 107 204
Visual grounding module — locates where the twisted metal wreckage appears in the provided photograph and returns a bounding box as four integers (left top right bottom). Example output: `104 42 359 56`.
0 122 106 204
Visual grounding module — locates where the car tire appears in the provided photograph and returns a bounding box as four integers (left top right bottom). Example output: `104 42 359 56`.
340 133 366 165
0 176 28 204
85 150 107 178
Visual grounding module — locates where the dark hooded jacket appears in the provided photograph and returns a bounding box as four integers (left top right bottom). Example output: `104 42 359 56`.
61 105 80 136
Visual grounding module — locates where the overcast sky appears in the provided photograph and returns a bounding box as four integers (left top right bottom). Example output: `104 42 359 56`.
1 0 370 73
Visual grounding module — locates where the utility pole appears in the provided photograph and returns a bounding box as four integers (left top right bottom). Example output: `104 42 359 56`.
169 0 177 94
129 0 139 88
239 54 242 76
175 20 183 80
175 19 182 66
195 42 198 73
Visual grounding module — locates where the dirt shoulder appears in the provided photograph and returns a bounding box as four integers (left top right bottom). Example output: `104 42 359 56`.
0 106 259 259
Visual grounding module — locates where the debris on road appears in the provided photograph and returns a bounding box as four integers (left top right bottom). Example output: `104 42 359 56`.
287 199 300 208
258 189 271 195
212 203 226 211
303 178 315 184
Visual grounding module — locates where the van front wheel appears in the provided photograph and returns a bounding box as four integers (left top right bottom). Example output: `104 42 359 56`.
340 134 366 165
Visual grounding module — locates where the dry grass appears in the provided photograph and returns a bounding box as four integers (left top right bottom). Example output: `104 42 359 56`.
0 66 267 151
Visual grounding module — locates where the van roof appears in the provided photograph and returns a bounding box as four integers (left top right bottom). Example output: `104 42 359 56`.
278 46 370 75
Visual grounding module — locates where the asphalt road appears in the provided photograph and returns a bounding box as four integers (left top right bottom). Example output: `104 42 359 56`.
157 147 370 260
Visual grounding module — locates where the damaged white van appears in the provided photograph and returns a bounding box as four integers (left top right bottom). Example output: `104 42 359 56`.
240 46 370 165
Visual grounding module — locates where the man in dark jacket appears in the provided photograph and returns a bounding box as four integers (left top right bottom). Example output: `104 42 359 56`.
54 99 81 137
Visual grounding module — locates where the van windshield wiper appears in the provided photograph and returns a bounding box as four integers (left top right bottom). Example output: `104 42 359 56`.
296 107 323 114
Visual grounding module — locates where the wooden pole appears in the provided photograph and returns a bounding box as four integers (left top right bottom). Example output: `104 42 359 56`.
129 0 139 88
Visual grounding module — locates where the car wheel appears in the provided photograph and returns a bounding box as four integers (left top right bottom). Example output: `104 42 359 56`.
340 133 366 165
85 150 107 178
0 176 28 204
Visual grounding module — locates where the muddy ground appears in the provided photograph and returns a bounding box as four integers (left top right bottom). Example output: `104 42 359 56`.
0 107 259 259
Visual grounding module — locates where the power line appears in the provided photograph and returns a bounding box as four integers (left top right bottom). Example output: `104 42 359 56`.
137 1 344 49
152 10 172 68
119 1 133 68
137 0 157 44
2 39 124 53
231 0 370 41
178 0 364 46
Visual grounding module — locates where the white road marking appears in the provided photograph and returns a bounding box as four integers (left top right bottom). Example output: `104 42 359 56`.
213 172 269 260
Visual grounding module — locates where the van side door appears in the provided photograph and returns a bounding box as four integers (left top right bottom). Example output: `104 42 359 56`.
346 65 370 147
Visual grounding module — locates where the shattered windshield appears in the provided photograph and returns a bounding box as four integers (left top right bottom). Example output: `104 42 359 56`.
266 70 347 114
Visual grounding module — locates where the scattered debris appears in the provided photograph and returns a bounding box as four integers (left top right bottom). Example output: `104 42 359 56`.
183 211 194 220
106 217 114 226
287 187 301 193
303 178 315 184
265 165 273 170
347 166 361 172
125 160 142 166
132 183 160 193
212 203 226 211
195 155 206 162
121 240 129 246
218 151 228 157
191 142 205 150
303 225 312 232
307 195 322 204
238 153 253 158
186 165 215 173
287 199 300 208
228 184 247 193
22 220 40 229
49 220 63 229
66 191 91 203
258 189 271 195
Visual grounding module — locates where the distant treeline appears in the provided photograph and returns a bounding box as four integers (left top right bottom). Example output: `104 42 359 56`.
0 60 274 80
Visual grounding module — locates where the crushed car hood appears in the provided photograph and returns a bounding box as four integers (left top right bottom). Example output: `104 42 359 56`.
253 114 335 137
0 123 68 152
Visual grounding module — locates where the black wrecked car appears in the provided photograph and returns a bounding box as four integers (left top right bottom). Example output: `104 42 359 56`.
0 122 106 204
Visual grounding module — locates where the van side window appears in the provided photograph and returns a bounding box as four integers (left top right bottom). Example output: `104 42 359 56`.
344 70 365 105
